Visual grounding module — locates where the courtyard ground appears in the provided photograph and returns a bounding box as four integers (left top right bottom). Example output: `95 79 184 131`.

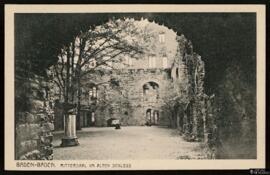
53 126 208 160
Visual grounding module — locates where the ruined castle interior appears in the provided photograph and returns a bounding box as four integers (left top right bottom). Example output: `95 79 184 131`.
54 19 205 131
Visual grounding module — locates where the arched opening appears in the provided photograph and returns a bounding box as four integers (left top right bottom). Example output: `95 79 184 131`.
146 108 152 123
158 32 165 43
80 83 99 128
145 108 160 125
15 15 211 160
153 110 159 125
88 84 98 100
143 81 159 101
82 110 96 127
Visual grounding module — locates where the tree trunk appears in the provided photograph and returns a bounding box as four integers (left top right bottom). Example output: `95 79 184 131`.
74 37 86 130
71 41 75 103
76 74 81 130
176 114 180 129
64 50 71 136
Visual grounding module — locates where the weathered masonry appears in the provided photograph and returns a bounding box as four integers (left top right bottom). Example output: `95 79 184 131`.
80 68 173 126
15 75 54 160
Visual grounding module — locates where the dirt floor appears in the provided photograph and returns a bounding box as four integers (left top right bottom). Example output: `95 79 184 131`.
53 126 208 160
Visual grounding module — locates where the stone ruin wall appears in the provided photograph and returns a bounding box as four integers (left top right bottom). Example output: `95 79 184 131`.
15 75 54 160
170 36 216 157
81 68 175 127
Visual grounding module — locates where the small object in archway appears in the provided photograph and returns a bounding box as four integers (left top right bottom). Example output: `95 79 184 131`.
145 121 152 127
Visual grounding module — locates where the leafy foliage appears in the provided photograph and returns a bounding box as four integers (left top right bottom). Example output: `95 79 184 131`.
46 18 155 128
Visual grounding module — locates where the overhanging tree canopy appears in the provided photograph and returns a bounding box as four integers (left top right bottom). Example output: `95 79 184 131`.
47 18 156 129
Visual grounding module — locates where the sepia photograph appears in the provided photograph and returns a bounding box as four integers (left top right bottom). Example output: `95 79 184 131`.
5 4 266 170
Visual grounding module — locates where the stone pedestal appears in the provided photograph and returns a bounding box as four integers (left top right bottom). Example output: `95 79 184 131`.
61 114 79 147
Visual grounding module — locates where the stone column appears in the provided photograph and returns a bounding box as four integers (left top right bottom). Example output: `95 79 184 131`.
61 109 79 147
151 109 154 124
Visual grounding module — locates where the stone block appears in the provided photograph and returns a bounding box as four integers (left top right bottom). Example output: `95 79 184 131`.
25 112 36 123
30 100 44 113
42 146 53 155
17 112 27 124
47 154 53 160
40 137 50 145
37 113 48 121
19 150 41 160
19 140 38 155
16 123 40 141
41 122 54 132
40 134 53 145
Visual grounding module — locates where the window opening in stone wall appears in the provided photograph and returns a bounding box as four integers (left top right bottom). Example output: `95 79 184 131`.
153 110 159 125
143 82 159 102
146 109 152 124
159 32 165 43
148 56 156 68
92 87 97 98
89 86 98 100
143 84 150 95
165 69 172 79
89 89 93 97
176 68 179 78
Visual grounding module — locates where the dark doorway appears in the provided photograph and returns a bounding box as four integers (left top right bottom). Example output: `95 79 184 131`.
81 111 96 127
146 109 159 125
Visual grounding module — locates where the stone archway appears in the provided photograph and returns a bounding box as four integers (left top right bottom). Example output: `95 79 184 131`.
142 81 160 102
146 108 152 124
139 78 162 90
145 108 160 125
142 81 161 126
153 110 160 125
14 16 211 160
